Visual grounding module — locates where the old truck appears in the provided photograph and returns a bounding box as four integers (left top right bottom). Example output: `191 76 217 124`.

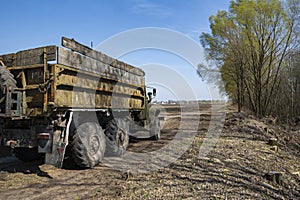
0 37 160 168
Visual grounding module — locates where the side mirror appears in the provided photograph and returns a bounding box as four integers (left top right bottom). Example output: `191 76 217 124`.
153 88 156 96
147 92 153 103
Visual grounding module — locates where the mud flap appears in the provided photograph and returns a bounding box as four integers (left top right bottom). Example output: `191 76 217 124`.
45 130 67 168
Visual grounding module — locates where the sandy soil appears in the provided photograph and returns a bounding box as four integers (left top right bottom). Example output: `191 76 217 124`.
0 103 299 199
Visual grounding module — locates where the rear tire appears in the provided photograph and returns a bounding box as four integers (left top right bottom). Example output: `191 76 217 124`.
104 118 129 157
71 122 106 168
14 147 43 162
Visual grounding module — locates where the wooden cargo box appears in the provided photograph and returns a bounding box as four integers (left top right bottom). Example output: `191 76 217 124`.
0 37 146 117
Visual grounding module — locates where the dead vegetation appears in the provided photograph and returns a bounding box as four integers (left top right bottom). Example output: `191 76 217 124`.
0 104 299 199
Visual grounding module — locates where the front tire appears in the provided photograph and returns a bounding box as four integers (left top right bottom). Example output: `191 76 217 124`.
71 122 106 168
150 116 161 140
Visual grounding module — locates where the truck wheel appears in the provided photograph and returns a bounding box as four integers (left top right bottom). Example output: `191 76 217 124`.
14 147 43 162
71 122 106 168
150 116 161 140
104 118 129 156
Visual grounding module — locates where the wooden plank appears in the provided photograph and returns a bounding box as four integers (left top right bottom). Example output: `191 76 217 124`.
61 37 145 76
0 46 57 67
56 72 144 98
0 53 16 67
57 47 143 86
55 89 143 109
16 46 56 66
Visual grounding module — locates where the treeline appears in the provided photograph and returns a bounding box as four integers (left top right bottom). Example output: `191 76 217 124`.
199 0 300 121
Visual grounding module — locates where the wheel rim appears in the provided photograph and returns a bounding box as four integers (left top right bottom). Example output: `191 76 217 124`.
89 135 100 155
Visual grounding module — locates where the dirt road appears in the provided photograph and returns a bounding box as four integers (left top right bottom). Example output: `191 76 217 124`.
0 104 299 199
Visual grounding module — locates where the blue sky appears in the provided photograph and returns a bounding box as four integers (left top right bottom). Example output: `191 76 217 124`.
0 0 230 100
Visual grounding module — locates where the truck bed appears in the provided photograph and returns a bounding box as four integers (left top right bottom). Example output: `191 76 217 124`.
0 38 146 117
